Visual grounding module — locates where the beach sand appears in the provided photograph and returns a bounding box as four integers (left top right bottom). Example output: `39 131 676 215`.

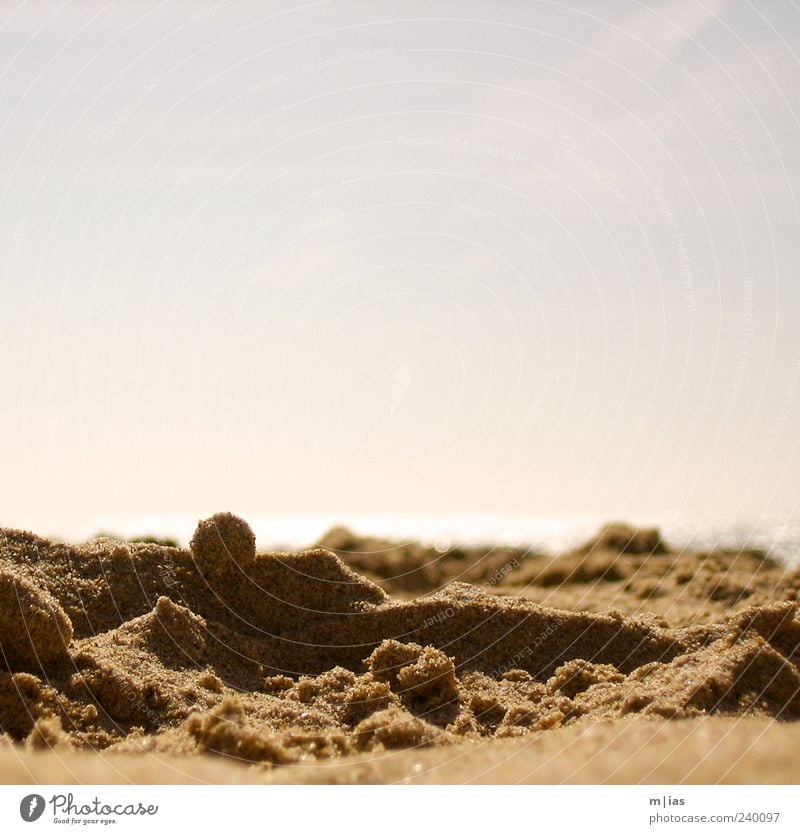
1 515 799 784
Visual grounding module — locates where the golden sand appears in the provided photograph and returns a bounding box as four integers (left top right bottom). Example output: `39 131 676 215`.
1 516 799 783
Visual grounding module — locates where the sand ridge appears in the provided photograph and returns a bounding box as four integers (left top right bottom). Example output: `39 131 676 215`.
1 516 799 777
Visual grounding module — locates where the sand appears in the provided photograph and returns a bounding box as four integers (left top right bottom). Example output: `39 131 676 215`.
1 516 799 784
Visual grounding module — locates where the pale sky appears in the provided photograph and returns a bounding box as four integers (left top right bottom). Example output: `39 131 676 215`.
1 1 799 538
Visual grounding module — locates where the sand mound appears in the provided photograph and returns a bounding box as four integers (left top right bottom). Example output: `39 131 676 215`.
317 525 535 594
1 515 799 776
0 564 72 671
579 521 666 555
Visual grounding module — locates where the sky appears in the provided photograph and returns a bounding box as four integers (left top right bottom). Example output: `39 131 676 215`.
1 1 799 540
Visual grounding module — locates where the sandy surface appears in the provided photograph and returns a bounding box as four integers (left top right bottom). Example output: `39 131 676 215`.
1 516 799 784
1 717 798 784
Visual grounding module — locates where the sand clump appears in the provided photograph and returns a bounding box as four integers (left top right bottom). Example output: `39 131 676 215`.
366 640 459 708
1 516 800 779
190 512 256 579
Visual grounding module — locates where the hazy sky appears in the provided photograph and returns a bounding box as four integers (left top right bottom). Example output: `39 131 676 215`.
1 0 799 538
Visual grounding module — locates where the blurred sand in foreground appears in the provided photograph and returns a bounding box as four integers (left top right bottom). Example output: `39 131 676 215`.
1 718 798 784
